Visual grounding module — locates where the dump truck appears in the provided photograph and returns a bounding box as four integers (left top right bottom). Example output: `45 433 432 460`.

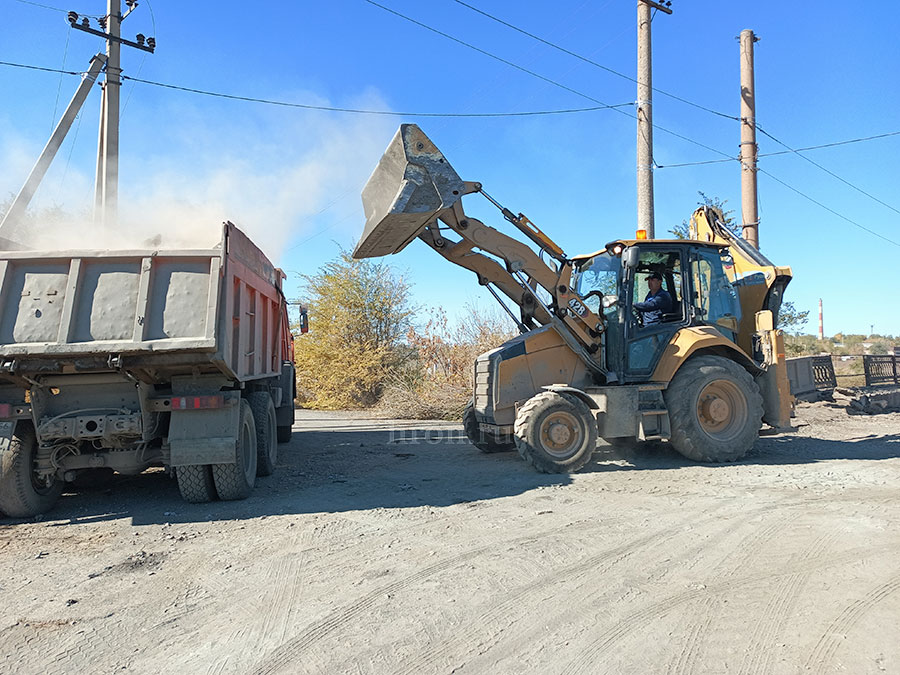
354 124 793 473
0 222 299 517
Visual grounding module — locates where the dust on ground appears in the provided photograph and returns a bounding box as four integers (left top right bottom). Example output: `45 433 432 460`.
1 400 898 675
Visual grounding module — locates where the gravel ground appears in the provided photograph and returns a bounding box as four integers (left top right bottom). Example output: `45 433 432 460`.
1 400 898 675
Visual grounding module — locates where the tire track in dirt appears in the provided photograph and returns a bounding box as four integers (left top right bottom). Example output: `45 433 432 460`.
736 531 837 675
803 574 900 672
395 502 754 675
560 542 898 675
665 514 801 675
249 531 551 675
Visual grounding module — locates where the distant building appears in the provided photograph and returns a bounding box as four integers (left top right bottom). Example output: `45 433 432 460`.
893 346 900 357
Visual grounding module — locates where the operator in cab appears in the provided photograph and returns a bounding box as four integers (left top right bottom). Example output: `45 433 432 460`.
634 271 672 326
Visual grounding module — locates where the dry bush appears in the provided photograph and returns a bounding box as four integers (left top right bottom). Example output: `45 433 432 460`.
378 304 518 420
294 251 414 409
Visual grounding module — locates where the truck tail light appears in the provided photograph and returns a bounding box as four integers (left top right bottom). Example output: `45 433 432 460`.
0 404 10 418
170 395 225 410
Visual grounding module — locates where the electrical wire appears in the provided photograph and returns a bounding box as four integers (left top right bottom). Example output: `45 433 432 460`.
757 125 900 217
120 74 635 116
362 0 733 160
11 0 102 18
449 0 739 122
0 59 635 116
759 167 900 249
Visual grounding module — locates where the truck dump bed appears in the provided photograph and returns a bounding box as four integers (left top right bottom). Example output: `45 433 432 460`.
0 222 287 383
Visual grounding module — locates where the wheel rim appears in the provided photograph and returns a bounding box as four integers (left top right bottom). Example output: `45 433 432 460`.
696 378 749 441
539 410 584 459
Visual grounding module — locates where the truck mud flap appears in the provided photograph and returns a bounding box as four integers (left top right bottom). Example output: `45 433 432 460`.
354 124 466 259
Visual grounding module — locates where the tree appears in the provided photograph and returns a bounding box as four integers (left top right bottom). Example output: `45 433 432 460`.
777 301 809 334
293 250 415 409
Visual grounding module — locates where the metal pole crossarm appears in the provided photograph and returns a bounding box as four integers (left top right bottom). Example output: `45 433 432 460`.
638 0 673 15
68 21 155 53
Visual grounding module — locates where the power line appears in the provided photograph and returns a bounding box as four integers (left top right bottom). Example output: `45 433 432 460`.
363 0 733 160
11 0 101 17
449 0 739 122
757 125 900 217
657 130 900 169
121 75 636 116
0 59 635 116
759 167 900 249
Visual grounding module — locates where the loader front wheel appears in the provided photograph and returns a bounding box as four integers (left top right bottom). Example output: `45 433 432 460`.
463 402 514 453
514 392 598 473
664 355 763 463
0 422 62 518
212 399 257 500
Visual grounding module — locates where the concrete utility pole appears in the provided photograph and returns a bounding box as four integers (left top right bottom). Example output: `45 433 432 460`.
68 0 154 226
636 0 672 239
739 29 760 249
0 54 107 236
818 298 824 340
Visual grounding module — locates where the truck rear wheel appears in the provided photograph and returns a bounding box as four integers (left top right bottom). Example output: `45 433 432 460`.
664 355 763 462
514 391 598 473
0 422 62 518
212 399 257 500
249 391 277 476
176 465 217 503
463 401 514 453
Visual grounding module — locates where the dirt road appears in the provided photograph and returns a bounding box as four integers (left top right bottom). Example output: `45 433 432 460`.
1 401 898 674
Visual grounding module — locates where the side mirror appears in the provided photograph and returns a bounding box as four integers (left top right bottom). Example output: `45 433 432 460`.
623 246 640 269
298 306 309 334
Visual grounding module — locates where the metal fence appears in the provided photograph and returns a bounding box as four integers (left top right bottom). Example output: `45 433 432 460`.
864 355 900 387
810 355 836 389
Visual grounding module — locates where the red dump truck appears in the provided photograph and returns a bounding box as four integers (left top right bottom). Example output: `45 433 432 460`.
0 221 299 517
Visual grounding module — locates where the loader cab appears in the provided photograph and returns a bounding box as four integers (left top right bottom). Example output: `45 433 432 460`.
576 241 742 383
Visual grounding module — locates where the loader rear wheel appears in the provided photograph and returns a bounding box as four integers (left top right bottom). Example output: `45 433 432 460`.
176 465 217 503
0 422 62 518
463 402 514 453
212 399 257 500
514 391 598 473
249 391 278 476
664 355 763 463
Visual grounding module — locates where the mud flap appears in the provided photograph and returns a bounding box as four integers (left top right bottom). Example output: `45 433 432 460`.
168 393 241 467
0 420 16 455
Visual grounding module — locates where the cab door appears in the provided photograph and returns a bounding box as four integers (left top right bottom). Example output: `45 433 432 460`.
623 247 687 382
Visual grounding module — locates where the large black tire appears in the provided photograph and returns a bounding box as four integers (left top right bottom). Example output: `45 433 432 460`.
0 422 62 518
664 355 763 462
248 391 278 477
212 399 257 500
513 391 598 473
176 465 217 503
463 402 515 453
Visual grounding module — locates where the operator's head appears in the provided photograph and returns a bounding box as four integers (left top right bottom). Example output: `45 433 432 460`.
647 271 662 292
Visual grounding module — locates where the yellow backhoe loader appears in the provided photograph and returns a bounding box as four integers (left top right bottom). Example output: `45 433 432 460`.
354 125 793 473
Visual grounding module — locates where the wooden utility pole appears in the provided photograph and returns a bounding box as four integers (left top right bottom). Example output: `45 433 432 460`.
739 29 760 249
636 0 671 239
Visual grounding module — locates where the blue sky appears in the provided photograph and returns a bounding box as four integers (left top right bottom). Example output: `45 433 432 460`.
2 0 899 336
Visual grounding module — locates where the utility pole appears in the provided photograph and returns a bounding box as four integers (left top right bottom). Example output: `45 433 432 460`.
739 29 760 249
0 54 107 237
68 1 154 226
636 0 671 239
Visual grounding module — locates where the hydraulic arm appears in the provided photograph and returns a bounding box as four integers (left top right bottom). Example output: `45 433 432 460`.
354 124 609 377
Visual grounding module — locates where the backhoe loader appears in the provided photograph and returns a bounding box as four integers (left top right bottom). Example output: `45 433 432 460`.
354 124 793 473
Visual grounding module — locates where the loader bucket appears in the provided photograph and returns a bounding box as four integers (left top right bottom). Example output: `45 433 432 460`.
354 124 466 259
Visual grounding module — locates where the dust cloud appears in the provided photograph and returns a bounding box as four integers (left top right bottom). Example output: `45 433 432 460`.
0 101 394 261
